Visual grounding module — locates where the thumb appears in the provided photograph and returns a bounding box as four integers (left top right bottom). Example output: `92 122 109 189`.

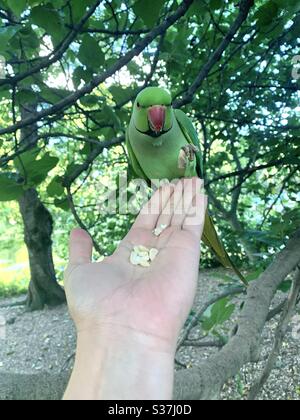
68 228 93 266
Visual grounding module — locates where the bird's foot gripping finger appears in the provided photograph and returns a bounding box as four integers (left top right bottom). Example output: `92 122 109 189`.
178 145 199 176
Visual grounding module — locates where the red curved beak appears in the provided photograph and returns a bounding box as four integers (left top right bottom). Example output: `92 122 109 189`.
148 106 166 133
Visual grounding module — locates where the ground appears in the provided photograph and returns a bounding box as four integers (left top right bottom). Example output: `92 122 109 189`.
0 269 299 400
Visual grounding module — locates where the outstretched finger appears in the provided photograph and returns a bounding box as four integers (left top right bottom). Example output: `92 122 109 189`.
183 189 207 241
171 178 202 228
68 228 93 266
133 182 175 231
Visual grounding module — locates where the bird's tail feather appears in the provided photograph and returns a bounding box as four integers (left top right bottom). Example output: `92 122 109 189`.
202 212 248 286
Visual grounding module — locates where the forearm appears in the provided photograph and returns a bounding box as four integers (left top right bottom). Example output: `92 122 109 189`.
63 328 175 400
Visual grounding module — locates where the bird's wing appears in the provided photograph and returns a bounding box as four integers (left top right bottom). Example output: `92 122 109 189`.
174 109 204 178
126 128 149 182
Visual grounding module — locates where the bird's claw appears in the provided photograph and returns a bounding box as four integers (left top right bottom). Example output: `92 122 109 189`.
182 145 199 161
178 145 199 170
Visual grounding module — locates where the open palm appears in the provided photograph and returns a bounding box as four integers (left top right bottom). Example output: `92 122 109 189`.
65 178 206 351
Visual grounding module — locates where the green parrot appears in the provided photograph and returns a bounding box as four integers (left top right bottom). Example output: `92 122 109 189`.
126 86 247 286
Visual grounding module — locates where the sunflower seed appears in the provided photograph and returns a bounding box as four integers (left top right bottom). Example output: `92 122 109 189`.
149 248 159 261
153 224 168 237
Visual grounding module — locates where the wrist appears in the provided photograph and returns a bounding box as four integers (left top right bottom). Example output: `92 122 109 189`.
64 325 176 400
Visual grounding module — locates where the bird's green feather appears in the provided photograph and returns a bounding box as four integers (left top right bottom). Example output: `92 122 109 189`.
174 109 204 177
126 129 148 181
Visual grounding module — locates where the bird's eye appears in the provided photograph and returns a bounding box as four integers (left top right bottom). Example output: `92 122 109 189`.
137 102 141 108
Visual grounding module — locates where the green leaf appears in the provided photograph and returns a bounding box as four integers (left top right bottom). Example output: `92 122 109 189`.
0 27 19 53
274 0 300 12
14 148 40 172
27 0 43 6
245 268 265 282
187 0 207 17
202 298 236 332
54 196 70 211
133 0 165 27
68 0 95 23
16 27 40 50
30 4 64 44
109 85 134 104
8 0 27 17
80 94 100 108
72 66 93 89
78 34 105 69
29 153 59 185
16 89 38 105
94 104 121 128
255 1 279 27
15 151 59 187
209 0 223 9
47 177 64 197
64 163 82 178
278 280 292 293
0 174 24 201
40 87 71 104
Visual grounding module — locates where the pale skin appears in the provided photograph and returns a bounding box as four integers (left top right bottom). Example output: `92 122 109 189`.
64 178 207 400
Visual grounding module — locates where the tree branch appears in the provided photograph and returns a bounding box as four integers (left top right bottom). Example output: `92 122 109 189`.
174 0 254 108
63 135 125 187
206 157 295 186
81 28 150 36
259 169 298 228
66 185 104 255
0 1 103 88
0 0 194 136
247 268 300 400
174 228 300 400
181 339 223 348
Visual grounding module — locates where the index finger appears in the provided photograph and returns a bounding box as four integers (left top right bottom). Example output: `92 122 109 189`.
132 182 175 231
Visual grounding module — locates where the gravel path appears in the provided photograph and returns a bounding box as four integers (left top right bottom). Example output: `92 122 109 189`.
0 269 299 400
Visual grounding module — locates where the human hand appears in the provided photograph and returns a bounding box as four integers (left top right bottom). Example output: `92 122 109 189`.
64 178 206 400
65 177 206 351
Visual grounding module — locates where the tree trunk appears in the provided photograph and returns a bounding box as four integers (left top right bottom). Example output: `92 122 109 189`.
18 189 65 311
15 100 65 310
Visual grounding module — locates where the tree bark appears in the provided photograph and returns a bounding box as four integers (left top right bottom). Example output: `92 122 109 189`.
16 101 65 310
18 189 65 311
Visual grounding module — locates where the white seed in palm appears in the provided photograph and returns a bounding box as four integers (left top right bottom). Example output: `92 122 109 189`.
139 259 151 267
149 248 159 261
130 252 142 266
153 224 168 237
130 245 159 267
133 246 149 257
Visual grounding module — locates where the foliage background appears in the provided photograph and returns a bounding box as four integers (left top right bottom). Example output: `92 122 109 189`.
0 0 299 297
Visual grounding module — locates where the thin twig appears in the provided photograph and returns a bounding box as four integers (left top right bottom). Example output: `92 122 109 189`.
247 268 300 400
177 286 245 351
182 339 223 348
174 0 254 107
0 1 103 88
0 0 193 136
66 185 104 256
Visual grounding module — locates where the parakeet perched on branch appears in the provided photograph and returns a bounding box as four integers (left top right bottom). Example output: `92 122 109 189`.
126 86 247 286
